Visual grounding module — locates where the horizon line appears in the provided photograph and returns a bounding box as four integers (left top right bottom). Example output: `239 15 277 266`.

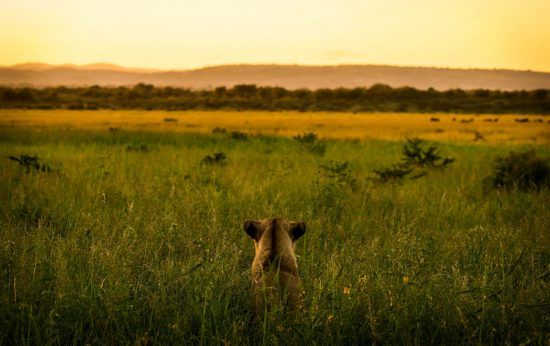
3 61 549 74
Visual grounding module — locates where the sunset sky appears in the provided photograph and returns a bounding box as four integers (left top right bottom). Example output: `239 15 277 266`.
1 0 549 71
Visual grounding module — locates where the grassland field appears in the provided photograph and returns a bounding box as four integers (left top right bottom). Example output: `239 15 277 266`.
1 110 549 144
0 110 549 344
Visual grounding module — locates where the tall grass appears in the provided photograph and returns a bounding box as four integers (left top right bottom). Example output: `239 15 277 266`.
0 128 548 344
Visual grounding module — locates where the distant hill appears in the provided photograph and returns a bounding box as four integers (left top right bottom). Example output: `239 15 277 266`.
9 62 160 73
1 63 549 91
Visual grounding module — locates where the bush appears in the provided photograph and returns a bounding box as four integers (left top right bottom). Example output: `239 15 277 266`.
373 138 453 183
201 152 227 165
315 161 357 221
212 127 227 134
318 161 356 190
293 132 318 144
8 154 52 173
229 131 248 140
485 150 549 190
401 138 454 168
294 132 327 156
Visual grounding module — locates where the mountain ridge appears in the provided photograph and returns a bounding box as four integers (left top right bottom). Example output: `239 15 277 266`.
1 63 549 91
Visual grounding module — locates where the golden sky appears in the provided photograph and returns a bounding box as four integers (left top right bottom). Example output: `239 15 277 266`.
0 0 549 71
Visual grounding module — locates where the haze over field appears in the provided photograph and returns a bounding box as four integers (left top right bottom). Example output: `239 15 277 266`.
2 63 550 90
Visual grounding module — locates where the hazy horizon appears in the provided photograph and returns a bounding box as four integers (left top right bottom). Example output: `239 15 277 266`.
1 0 549 72
4 61 550 73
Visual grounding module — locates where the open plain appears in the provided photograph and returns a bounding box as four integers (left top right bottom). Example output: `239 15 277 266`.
0 110 548 344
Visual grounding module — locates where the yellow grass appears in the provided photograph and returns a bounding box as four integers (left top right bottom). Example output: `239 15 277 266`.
1 110 548 144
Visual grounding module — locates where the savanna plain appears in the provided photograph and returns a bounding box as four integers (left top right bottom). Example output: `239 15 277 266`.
0 110 549 344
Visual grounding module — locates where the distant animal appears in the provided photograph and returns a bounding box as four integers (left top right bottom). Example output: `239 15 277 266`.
460 118 474 124
430 117 440 122
515 118 529 123
244 218 306 315
473 131 485 141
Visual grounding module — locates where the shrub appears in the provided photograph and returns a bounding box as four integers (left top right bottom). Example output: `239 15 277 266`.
401 138 454 168
9 155 52 173
293 132 318 144
318 161 357 191
212 127 227 134
294 132 327 156
201 152 227 165
315 161 357 220
485 150 549 190
373 138 453 183
229 131 248 140
308 141 327 156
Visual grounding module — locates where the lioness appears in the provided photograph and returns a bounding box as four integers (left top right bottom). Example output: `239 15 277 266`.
244 218 306 315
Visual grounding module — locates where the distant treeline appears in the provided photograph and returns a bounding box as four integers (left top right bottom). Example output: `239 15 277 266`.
1 84 549 114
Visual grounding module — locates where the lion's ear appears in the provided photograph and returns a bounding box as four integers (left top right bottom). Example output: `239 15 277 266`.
244 220 261 240
290 221 306 241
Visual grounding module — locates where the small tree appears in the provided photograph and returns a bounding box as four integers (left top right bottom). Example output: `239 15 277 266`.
9 155 52 173
401 138 454 168
373 138 453 183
